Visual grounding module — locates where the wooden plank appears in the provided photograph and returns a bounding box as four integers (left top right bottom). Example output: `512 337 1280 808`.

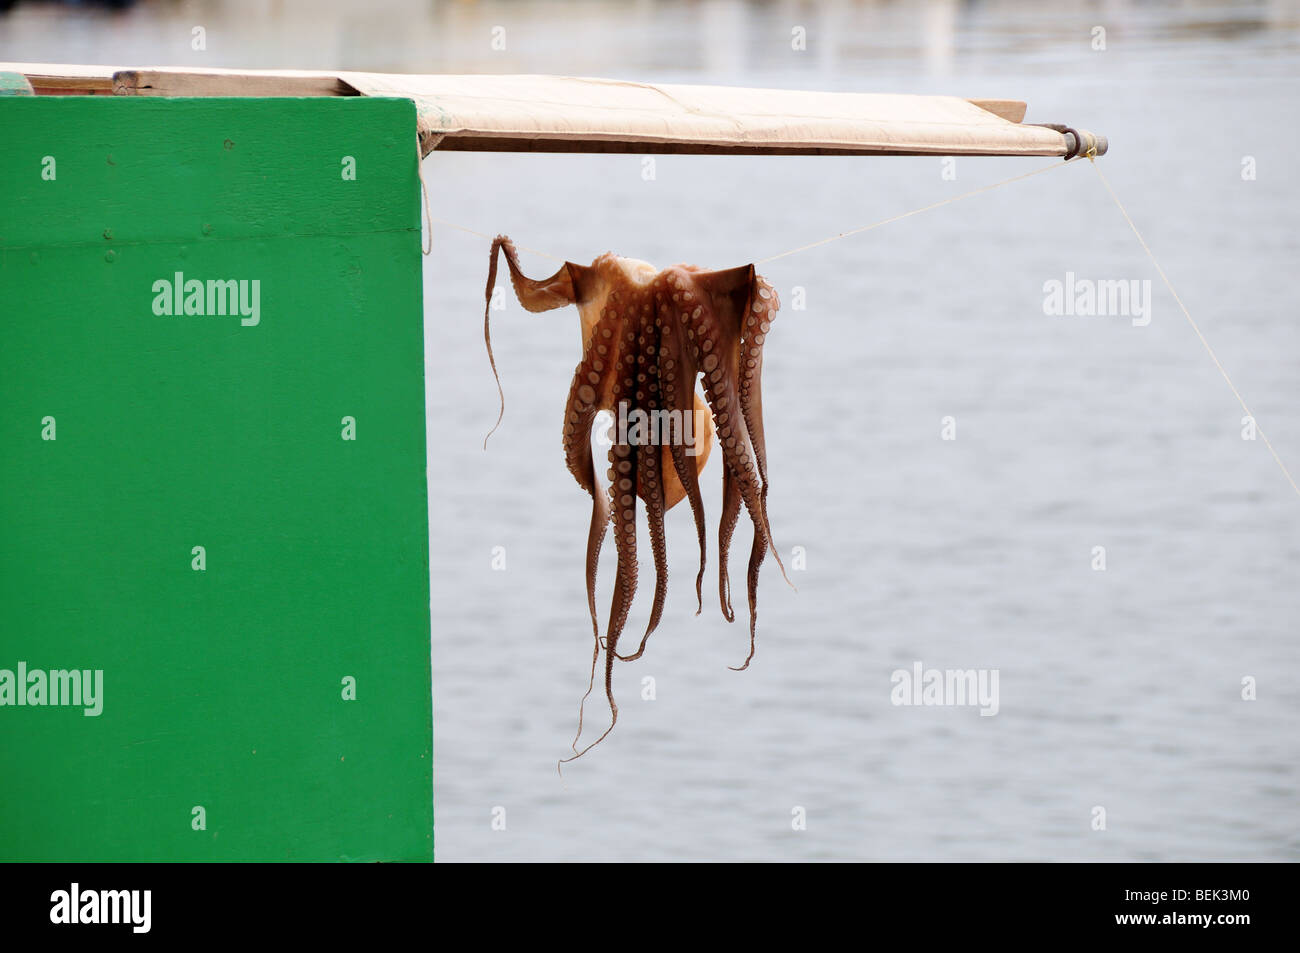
1 63 115 96
431 135 1051 158
113 67 357 98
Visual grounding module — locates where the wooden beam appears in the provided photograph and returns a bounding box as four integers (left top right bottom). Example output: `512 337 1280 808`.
5 63 115 96
967 99 1028 123
0 64 1105 159
430 135 1051 158
112 68 358 98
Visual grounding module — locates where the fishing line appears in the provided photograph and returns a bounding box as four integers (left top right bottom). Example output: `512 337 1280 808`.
754 155 1085 264
1089 157 1300 499
425 156 1083 265
425 213 565 262
427 149 1297 500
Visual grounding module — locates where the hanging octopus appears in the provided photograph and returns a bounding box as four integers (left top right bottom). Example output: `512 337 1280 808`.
483 236 787 760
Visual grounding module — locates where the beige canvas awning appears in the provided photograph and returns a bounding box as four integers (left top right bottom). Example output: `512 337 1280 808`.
2 63 1107 159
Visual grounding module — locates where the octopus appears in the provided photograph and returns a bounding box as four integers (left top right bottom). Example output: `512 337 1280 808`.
483 236 788 760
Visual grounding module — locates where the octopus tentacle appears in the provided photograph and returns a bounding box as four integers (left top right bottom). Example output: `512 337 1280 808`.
481 238 510 448
571 617 603 754
638 308 670 646
731 508 768 671
568 426 610 752
563 305 628 633
717 466 742 622
565 431 637 764
736 274 793 588
616 306 670 662
672 403 710 615
656 286 710 614
680 275 767 541
568 413 612 752
593 308 643 671
483 236 586 447
604 439 639 683
737 275 775 493
562 301 633 751
726 436 768 673
676 268 772 664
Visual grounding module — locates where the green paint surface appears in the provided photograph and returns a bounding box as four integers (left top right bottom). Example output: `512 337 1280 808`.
0 97 432 861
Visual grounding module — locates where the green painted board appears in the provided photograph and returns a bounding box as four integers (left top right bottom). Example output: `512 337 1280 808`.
0 97 433 861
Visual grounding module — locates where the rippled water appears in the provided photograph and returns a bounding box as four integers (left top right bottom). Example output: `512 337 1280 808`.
8 0 1298 861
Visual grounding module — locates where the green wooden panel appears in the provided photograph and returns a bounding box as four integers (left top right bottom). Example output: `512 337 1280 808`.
0 97 433 861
